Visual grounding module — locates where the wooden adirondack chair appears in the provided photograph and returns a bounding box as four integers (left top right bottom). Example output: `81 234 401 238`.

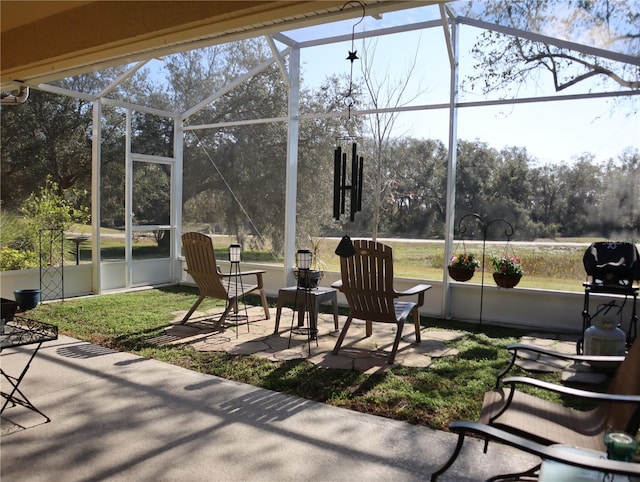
331 239 431 364
181 232 270 325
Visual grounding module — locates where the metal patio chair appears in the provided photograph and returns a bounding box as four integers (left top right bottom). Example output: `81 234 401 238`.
431 336 640 481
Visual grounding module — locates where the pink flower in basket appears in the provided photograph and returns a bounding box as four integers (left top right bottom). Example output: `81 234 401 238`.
491 254 524 277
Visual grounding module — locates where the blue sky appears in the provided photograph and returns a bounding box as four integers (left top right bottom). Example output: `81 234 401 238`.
292 7 639 165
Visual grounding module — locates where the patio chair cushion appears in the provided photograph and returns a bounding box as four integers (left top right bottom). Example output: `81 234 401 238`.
480 388 606 451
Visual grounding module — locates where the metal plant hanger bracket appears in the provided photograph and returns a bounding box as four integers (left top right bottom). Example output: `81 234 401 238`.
456 213 515 327
340 0 365 118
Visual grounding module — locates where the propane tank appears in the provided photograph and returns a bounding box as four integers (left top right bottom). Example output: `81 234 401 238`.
583 316 626 356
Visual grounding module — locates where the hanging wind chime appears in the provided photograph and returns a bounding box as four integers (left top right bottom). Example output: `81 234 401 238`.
333 2 366 258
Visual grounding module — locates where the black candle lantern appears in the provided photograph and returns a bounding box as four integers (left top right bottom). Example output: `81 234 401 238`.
229 244 241 263
297 249 312 271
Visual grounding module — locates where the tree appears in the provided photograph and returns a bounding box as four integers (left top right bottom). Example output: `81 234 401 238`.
455 140 500 227
486 146 537 239
529 164 562 237
297 74 354 242
554 156 604 237
20 174 89 231
598 148 640 239
359 36 425 240
0 89 91 210
1 175 90 269
464 0 640 97
98 105 127 229
370 137 447 238
173 42 291 253
0 69 129 211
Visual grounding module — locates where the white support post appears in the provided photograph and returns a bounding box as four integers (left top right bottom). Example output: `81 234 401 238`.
442 19 459 319
125 109 133 288
91 101 102 294
284 45 301 288
173 117 183 283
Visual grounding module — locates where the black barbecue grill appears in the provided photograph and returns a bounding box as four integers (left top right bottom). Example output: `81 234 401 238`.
579 241 640 354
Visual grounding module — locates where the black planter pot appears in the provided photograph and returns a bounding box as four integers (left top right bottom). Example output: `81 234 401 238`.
448 266 475 282
493 273 522 288
296 270 323 289
14 289 42 311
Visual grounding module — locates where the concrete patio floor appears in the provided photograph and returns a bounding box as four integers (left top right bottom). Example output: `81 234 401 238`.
2 305 606 481
1 334 545 482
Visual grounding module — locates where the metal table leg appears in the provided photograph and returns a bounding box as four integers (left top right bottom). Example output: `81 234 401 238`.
1 341 50 422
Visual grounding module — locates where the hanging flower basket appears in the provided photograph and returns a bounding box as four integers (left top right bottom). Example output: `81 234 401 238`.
490 254 524 288
447 253 480 282
448 265 475 282
493 273 522 288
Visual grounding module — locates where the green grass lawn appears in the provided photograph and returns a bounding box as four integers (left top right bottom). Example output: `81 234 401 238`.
26 285 594 431
314 238 588 292
75 234 591 292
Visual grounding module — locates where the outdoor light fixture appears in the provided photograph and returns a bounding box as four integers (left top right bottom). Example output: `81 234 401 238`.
229 244 242 263
297 249 312 270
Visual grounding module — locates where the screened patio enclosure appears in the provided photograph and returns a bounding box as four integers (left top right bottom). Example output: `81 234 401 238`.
1 1 638 329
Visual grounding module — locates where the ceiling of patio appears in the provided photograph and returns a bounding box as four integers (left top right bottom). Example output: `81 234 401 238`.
0 0 438 91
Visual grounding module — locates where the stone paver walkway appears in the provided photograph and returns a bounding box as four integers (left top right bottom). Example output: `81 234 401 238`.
160 305 463 373
510 334 613 385
155 304 608 381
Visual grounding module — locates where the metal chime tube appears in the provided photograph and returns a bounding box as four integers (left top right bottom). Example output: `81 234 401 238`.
333 147 340 219
357 154 363 211
350 143 358 221
333 139 363 222
341 150 347 215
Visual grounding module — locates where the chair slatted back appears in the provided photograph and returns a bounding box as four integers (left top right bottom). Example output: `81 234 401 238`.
339 240 398 323
182 232 228 300
604 336 640 434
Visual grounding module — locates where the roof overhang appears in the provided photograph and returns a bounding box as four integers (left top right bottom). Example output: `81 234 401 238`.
1 0 437 91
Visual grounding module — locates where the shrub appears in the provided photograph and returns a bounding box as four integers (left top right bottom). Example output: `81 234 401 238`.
0 248 39 270
20 175 89 233
0 211 39 270
5 176 91 269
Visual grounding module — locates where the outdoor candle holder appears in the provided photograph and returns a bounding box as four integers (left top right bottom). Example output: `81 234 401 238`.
604 431 638 461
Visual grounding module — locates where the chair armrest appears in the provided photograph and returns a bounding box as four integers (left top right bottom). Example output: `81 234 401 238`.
396 284 432 297
448 421 640 477
239 269 266 277
502 376 640 403
508 343 625 365
220 269 266 277
220 269 266 288
396 284 431 308
495 343 624 387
